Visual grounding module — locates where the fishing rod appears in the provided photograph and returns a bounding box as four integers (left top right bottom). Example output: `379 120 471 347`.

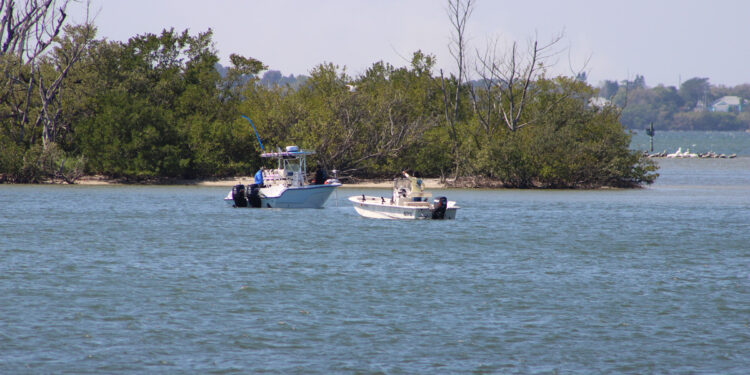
241 115 264 152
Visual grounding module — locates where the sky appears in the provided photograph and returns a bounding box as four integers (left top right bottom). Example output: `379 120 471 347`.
70 0 750 87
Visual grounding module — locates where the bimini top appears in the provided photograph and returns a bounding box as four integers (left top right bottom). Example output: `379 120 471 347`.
260 146 315 159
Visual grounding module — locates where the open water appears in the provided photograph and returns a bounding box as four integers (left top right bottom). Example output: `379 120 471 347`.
2 156 750 373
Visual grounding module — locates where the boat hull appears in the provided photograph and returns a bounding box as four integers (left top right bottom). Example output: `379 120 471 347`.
349 196 458 220
226 183 340 208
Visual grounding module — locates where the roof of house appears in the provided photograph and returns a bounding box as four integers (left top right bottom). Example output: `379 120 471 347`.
712 95 743 106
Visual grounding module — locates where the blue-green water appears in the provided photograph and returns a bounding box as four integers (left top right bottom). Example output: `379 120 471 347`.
2 160 750 374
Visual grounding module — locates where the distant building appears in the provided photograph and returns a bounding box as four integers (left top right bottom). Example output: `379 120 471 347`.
588 96 611 108
711 96 745 113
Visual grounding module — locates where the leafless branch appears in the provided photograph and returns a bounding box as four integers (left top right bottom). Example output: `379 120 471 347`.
568 45 592 79
472 31 565 132
1 0 94 148
439 0 474 176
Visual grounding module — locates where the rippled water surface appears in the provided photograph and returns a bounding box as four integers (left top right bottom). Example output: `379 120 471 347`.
2 159 750 374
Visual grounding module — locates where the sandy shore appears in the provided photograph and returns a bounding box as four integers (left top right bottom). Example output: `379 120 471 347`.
74 175 445 189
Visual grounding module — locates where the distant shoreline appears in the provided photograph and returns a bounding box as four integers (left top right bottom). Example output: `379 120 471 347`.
39 175 629 189
5 174 646 189
69 175 445 189
38 158 750 188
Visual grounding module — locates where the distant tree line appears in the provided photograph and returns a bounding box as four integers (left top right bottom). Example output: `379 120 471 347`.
0 2 657 187
597 76 750 131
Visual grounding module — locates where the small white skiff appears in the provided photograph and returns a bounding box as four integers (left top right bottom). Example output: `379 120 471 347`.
349 176 458 220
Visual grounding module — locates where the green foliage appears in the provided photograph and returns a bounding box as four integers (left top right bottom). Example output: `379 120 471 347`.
238 53 444 178
619 85 684 129
679 77 710 109
69 28 240 179
229 54 267 76
1 27 659 188
672 111 748 131
0 134 24 181
478 78 657 188
604 76 749 130
0 142 84 183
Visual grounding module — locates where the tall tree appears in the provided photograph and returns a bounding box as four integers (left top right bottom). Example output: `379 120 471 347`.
73 29 231 179
0 0 93 147
679 77 710 109
440 0 473 175
0 0 93 182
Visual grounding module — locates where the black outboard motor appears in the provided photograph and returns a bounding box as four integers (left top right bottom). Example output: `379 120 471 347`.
232 184 248 207
431 196 448 219
247 184 262 208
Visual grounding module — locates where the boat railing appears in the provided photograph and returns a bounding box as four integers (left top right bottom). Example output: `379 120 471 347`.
260 168 311 188
262 169 290 186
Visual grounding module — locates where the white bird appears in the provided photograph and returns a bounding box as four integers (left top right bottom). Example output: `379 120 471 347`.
666 147 682 158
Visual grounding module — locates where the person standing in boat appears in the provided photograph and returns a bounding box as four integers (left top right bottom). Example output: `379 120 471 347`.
313 165 327 185
254 167 264 187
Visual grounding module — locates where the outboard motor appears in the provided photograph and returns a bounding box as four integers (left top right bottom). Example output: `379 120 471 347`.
431 196 448 219
247 184 262 208
232 184 248 207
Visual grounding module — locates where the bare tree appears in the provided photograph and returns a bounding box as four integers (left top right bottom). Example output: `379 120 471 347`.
472 32 564 133
0 0 68 58
38 21 95 148
0 0 94 149
439 0 473 175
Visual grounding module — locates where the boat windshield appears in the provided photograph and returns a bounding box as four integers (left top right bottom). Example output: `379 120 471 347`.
259 148 315 187
393 176 430 202
393 177 412 195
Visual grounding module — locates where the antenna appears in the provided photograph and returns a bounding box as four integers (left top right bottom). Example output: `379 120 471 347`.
241 115 264 152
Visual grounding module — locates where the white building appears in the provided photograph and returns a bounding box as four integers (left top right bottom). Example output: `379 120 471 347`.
711 96 745 112
588 97 611 108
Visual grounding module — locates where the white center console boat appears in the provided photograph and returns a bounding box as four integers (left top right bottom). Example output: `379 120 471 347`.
225 146 341 208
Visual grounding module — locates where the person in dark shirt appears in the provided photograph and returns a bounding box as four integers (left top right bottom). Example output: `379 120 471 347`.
313 165 327 185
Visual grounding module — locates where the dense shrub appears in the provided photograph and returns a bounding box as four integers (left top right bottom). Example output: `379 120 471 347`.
1 30 657 188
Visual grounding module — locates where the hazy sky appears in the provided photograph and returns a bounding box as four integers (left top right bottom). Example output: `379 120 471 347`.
72 0 749 87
